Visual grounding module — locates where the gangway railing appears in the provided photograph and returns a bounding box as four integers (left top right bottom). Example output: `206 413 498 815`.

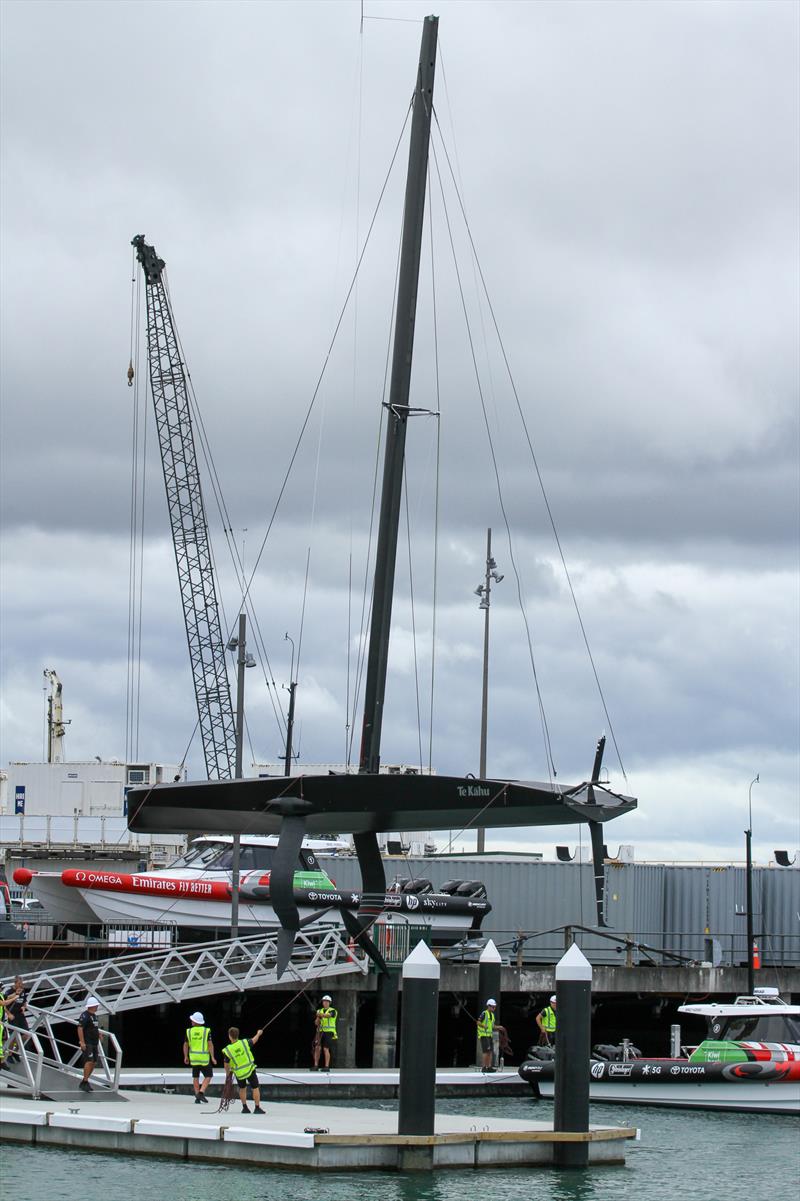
2 925 369 1021
0 1015 122 1099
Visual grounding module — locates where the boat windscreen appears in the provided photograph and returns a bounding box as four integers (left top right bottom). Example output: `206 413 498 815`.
204 844 277 871
719 1013 800 1043
164 843 217 870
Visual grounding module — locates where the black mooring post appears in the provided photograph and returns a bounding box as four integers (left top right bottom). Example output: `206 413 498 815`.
553 942 593 1168
477 939 502 1065
398 941 440 1135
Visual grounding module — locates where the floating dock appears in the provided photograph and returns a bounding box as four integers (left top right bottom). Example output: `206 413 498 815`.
0 1091 635 1170
117 1065 527 1098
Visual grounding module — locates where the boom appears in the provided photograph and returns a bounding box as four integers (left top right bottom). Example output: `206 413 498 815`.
132 235 236 780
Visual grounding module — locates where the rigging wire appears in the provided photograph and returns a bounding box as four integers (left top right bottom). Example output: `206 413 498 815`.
402 462 424 771
345 20 366 767
346 186 407 765
240 102 412 621
422 193 442 773
397 173 443 778
428 131 559 786
145 105 415 774
426 157 442 775
431 109 628 783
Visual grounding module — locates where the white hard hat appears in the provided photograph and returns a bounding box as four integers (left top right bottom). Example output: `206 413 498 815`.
486 998 497 1006
85 996 101 1009
550 995 557 1003
322 995 332 1002
189 1011 204 1024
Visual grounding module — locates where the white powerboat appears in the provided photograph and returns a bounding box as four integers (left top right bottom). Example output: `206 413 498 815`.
518 988 800 1113
13 835 491 940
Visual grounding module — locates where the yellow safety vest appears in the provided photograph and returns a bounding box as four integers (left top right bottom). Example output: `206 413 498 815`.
540 1006 557 1033
186 1026 211 1065
223 1038 256 1080
317 1007 338 1037
477 1009 496 1038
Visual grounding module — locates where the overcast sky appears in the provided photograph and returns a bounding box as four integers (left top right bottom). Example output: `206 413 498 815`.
1 0 798 865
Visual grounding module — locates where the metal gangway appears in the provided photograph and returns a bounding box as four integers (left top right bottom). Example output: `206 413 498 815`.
2 925 369 1022
0 1012 122 1101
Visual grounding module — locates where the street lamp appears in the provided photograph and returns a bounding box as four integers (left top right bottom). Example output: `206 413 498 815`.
475 528 503 854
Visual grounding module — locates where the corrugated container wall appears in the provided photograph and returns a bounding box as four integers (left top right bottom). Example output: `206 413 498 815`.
319 856 799 965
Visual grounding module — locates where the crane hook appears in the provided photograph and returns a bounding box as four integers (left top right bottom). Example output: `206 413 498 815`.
127 360 134 387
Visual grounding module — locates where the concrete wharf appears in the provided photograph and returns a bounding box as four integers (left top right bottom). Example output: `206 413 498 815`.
0 1090 635 1170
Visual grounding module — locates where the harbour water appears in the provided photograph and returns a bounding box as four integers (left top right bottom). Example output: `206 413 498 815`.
1 1097 796 1201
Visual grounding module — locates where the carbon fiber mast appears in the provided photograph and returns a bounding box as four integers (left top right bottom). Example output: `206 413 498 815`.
271 16 440 974
355 14 439 936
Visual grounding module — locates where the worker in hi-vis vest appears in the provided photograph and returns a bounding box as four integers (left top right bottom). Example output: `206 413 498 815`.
183 1011 216 1103
222 1025 265 1114
477 997 507 1072
536 995 557 1046
313 995 338 1071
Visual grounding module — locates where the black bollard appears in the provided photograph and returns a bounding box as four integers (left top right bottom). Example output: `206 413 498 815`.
553 942 593 1168
398 940 440 1135
477 939 502 1066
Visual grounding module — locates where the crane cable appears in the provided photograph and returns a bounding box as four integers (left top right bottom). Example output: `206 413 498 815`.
125 253 146 763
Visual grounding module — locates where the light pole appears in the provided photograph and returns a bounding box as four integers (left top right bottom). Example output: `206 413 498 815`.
474 528 503 854
745 773 759 994
227 613 256 938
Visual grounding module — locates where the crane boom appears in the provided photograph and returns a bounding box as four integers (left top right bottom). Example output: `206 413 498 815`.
132 234 236 780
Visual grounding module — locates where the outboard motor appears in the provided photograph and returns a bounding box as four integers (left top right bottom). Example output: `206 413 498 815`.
439 880 466 895
592 1043 642 1061
455 880 487 899
526 1045 556 1062
402 878 433 895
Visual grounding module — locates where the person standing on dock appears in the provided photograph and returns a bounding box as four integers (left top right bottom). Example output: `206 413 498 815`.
536 995 557 1047
77 996 106 1091
183 1011 216 1104
221 1026 266 1114
313 995 338 1071
478 998 500 1072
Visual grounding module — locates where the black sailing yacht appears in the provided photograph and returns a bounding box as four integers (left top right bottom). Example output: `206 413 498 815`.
127 15 637 969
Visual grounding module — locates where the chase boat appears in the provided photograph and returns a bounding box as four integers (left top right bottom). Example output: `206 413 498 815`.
12 835 491 941
518 988 800 1114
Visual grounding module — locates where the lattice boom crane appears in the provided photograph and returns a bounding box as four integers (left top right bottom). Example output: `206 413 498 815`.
132 234 236 780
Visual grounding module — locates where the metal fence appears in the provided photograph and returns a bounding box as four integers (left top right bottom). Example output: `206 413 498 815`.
441 924 800 968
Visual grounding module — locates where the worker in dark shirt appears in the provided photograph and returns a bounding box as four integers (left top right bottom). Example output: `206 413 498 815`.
3 976 28 1063
77 996 106 1092
0 984 21 1065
